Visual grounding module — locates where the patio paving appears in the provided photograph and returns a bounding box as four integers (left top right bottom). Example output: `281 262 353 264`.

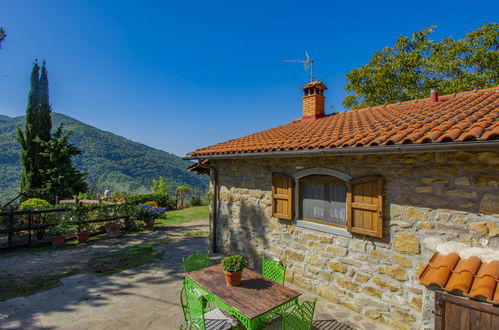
0 237 389 329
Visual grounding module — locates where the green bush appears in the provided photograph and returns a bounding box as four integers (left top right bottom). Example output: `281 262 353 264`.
190 196 202 207
19 198 54 240
19 198 51 210
125 193 176 210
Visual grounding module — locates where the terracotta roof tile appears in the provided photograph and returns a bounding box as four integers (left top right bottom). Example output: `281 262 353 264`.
419 253 499 305
468 261 499 302
189 86 499 156
419 253 460 288
444 256 482 294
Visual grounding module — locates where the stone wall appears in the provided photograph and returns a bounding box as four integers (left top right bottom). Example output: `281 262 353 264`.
211 151 499 330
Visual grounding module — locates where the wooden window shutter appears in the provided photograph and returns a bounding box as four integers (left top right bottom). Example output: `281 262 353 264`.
347 175 383 238
272 173 293 220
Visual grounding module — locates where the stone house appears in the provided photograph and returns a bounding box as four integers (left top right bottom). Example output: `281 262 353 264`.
186 82 499 329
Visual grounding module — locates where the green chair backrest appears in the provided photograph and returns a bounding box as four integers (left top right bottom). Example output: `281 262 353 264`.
182 251 211 273
185 285 206 330
262 257 286 285
282 298 317 330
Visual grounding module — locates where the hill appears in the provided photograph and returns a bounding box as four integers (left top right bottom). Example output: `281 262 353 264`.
0 113 208 203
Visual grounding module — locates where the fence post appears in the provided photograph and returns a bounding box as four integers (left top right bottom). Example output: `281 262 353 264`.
8 209 14 247
28 214 32 245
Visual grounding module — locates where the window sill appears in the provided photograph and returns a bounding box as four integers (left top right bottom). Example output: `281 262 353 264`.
294 220 352 238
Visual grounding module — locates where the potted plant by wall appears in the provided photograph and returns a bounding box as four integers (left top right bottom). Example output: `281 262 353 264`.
48 219 70 247
135 202 166 229
69 204 90 243
221 254 249 286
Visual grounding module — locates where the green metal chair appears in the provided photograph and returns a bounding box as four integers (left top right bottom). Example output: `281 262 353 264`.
182 251 211 273
281 298 317 330
262 257 286 285
180 283 239 330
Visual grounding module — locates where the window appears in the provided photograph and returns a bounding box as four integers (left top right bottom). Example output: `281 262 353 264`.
299 175 347 228
272 169 384 238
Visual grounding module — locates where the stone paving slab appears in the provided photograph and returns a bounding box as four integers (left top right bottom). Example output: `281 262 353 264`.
0 238 390 330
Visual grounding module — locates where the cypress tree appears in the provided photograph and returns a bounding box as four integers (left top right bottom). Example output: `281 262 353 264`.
17 61 54 199
18 60 87 202
0 28 6 49
18 62 42 198
38 61 52 142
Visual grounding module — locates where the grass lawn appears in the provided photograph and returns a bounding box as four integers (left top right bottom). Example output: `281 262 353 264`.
155 205 209 226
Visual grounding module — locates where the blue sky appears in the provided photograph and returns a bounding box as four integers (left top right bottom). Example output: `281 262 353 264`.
0 1 497 156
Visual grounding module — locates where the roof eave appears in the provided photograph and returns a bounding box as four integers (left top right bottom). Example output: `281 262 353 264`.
184 140 499 160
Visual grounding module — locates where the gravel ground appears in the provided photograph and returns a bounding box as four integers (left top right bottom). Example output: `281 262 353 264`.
0 219 209 301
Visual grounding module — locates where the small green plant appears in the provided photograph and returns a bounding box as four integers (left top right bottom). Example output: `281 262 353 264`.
67 204 90 232
221 254 248 273
48 218 70 236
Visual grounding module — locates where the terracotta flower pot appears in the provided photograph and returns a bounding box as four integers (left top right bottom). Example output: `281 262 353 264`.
144 220 155 229
105 223 121 238
76 230 90 243
224 270 243 286
52 235 65 247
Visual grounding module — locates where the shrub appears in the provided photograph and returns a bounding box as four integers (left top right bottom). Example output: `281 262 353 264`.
190 196 202 207
19 198 51 210
204 191 212 205
125 193 176 210
19 198 54 240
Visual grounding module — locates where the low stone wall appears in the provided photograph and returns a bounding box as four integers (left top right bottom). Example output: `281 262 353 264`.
211 151 499 330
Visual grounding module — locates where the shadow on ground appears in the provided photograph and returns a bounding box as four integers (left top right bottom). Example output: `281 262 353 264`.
0 236 385 330
0 237 210 329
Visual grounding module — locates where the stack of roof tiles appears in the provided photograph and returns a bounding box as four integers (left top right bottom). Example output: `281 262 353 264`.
189 87 499 156
419 252 499 305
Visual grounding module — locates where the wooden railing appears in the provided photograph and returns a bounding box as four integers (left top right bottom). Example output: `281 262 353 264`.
0 204 133 250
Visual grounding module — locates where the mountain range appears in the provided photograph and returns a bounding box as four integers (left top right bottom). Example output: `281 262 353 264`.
0 113 208 203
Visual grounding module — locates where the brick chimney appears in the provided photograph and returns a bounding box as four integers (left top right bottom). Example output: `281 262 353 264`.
301 81 328 122
430 87 439 103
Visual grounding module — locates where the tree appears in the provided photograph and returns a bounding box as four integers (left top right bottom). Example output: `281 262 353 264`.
17 61 52 199
17 61 85 202
151 177 167 195
0 28 6 48
36 125 87 202
343 23 499 109
175 185 190 209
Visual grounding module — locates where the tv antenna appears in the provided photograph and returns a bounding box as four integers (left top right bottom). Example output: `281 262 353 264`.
282 51 315 82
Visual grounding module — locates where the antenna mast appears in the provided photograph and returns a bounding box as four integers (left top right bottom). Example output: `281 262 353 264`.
282 51 315 82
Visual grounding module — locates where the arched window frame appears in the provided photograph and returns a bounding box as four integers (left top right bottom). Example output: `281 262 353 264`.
292 168 353 237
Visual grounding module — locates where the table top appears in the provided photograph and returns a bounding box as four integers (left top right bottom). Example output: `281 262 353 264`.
186 264 301 319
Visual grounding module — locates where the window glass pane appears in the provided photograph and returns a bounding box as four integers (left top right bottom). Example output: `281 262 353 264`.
300 177 346 226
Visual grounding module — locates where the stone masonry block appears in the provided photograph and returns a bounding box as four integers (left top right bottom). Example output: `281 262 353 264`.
393 232 420 254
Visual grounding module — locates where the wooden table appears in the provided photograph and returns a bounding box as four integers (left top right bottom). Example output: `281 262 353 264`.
184 264 301 329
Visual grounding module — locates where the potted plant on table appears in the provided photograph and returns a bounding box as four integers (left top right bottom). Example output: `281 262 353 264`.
135 202 166 229
221 254 249 286
48 218 70 247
